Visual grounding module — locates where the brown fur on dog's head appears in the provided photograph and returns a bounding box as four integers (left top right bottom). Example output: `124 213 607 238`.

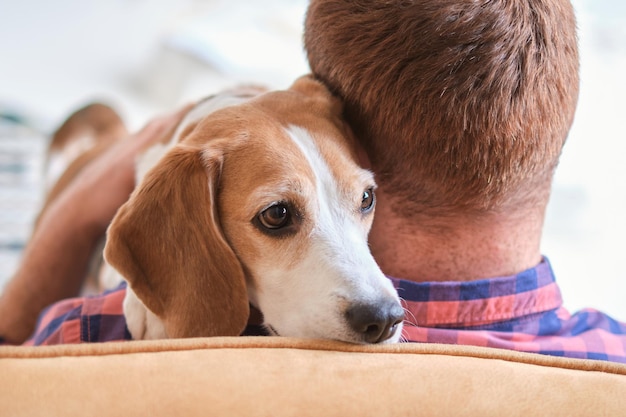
304 0 579 218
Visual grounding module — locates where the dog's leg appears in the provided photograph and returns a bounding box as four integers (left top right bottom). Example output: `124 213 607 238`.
39 104 128 295
0 105 128 343
41 103 128 215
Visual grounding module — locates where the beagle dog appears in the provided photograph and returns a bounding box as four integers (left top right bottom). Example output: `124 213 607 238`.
103 76 404 344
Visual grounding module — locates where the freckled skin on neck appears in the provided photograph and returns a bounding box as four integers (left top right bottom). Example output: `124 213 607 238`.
368 188 546 282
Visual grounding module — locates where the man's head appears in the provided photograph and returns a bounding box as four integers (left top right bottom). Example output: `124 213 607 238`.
304 0 579 221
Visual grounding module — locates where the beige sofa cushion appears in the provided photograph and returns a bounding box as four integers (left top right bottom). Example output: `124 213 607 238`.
2 337 625 416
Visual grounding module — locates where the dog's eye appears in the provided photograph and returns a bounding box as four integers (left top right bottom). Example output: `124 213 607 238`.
258 203 291 230
361 188 375 213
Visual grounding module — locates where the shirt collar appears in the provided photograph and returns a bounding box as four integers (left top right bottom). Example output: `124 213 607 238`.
388 258 563 328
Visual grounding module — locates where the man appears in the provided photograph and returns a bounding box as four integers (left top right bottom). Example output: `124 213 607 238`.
303 0 626 362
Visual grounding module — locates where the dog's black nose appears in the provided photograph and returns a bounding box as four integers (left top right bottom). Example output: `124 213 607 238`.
345 300 404 343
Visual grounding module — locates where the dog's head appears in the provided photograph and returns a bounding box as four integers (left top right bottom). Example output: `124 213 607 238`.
104 76 404 344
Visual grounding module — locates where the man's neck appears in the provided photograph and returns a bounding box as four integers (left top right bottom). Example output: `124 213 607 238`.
369 192 546 282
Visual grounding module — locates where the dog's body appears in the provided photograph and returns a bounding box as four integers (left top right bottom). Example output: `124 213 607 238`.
97 76 403 344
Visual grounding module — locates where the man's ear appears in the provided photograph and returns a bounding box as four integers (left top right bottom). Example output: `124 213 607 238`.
104 144 249 338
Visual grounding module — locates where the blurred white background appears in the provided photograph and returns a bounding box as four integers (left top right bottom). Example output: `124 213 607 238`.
0 0 624 319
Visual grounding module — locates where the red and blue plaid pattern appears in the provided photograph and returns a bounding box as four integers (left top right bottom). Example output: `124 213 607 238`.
392 258 626 363
21 282 267 345
23 283 131 345
5 258 626 363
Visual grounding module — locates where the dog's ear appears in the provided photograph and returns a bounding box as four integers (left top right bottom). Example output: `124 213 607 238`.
290 74 344 117
289 75 362 160
104 144 249 338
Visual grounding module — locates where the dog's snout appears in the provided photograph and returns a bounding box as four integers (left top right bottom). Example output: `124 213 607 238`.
345 300 404 343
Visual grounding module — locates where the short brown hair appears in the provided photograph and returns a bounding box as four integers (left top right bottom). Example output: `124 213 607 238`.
304 0 579 216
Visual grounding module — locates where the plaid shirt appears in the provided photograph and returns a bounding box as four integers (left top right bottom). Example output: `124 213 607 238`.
6 258 626 363
391 258 626 363
18 282 268 346
23 283 131 346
